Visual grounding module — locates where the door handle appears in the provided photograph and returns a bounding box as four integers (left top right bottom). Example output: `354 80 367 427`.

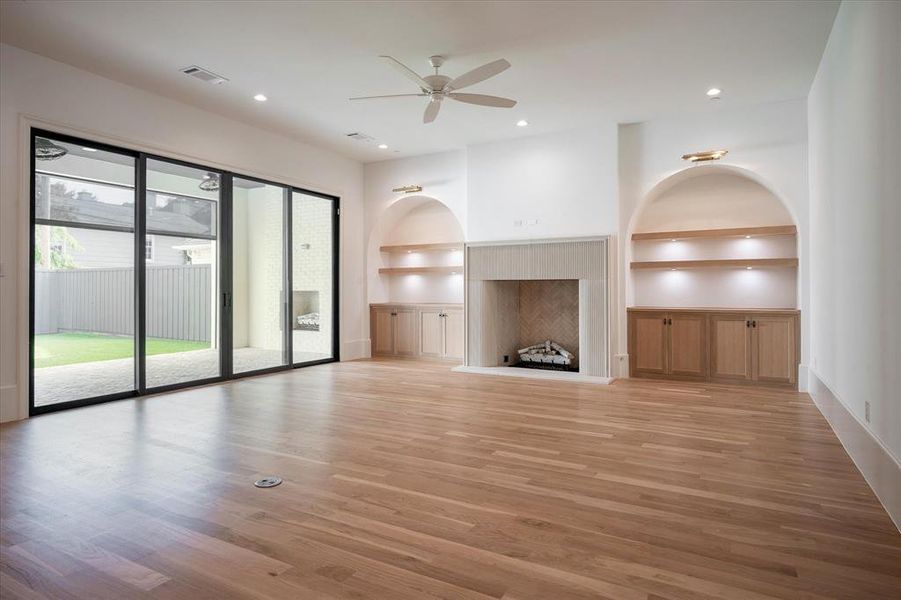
667 318 672 325
746 320 750 328
663 318 667 324
752 320 757 328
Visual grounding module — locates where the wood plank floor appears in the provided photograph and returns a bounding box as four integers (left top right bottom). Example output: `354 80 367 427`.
1 357 899 599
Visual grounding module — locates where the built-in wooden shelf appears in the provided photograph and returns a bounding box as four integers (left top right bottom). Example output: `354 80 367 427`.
378 266 463 275
631 258 798 270
631 225 796 241
380 242 463 253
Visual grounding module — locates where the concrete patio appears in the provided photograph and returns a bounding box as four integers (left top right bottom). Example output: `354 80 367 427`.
33 347 331 407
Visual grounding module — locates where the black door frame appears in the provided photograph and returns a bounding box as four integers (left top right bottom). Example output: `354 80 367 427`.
28 128 340 416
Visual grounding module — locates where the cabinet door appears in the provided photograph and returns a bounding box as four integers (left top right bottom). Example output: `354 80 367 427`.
394 309 418 356
372 308 395 355
630 312 668 375
752 315 797 385
419 309 444 357
443 310 464 360
709 314 752 381
667 313 707 378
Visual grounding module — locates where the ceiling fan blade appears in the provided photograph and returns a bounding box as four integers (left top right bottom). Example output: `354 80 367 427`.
379 55 432 91
448 93 517 108
349 93 428 101
446 58 511 91
423 99 442 124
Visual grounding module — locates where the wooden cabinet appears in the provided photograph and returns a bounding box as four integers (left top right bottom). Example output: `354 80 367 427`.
418 308 464 360
631 312 668 375
419 309 445 357
629 311 706 380
370 306 418 356
371 304 463 361
668 313 707 378
444 310 464 360
394 308 418 356
752 315 797 385
372 307 395 355
709 313 752 381
629 308 799 387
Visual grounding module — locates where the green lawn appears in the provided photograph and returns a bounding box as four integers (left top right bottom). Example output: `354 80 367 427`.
34 333 209 368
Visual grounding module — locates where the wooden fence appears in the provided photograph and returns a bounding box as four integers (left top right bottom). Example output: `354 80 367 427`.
34 265 212 342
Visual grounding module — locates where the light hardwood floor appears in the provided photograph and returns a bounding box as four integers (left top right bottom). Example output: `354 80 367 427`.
1 358 899 599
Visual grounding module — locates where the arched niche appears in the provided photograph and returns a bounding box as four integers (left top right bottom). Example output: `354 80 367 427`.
628 167 799 309
367 195 464 304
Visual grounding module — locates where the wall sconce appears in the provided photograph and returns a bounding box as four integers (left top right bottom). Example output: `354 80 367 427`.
681 149 728 163
392 185 423 193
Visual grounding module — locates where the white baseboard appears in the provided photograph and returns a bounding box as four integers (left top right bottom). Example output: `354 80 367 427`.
452 365 613 385
808 370 900 531
342 338 371 361
0 384 23 423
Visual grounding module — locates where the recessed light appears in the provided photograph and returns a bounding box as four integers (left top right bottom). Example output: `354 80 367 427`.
82 147 97 152
671 239 677 242
746 266 753 270
253 93 267 102
516 120 529 127
671 268 678 271
745 235 751 239
378 144 388 149
706 88 722 97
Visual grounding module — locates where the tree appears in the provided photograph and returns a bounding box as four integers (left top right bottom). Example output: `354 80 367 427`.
35 226 82 269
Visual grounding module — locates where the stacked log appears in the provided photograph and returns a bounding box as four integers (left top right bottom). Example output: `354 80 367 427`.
517 340 574 365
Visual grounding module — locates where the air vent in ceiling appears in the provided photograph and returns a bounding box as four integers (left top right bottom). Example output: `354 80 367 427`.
180 65 229 85
346 132 376 143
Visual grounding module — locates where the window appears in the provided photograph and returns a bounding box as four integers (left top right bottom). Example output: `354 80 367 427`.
145 235 154 261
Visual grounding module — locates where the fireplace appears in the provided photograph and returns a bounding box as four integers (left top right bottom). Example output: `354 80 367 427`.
458 238 609 382
496 279 580 372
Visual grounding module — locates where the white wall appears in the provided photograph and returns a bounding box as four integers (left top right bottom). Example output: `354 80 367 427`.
634 172 794 232
467 125 618 242
0 44 366 422
808 1 901 461
616 100 810 380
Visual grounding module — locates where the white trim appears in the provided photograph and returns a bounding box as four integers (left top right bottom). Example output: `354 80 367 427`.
808 369 900 531
452 365 613 385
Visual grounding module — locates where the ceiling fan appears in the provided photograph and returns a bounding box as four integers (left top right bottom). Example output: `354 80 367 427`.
350 55 517 124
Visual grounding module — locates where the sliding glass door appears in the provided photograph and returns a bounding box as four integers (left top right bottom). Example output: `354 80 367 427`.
30 129 339 414
31 136 137 408
292 191 337 365
144 159 222 388
232 177 288 373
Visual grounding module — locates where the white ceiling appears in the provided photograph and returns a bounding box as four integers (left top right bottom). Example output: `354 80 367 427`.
0 1 838 163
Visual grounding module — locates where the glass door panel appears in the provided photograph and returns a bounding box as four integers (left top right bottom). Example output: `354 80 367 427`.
232 178 288 373
291 191 336 364
32 137 136 407
144 159 221 387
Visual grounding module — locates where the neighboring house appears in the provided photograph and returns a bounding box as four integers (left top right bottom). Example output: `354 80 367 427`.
36 176 216 269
